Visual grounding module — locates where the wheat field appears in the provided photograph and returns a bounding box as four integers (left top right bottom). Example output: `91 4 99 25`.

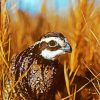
0 0 100 100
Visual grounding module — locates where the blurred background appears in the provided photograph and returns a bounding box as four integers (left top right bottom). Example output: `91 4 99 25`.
1 0 100 100
6 0 99 15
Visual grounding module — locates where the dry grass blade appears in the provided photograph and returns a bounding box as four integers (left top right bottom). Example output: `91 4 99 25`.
61 72 100 100
64 60 71 97
69 43 76 76
2 68 4 100
82 59 99 80
85 77 100 95
89 29 100 46
81 9 100 46
0 52 9 69
0 41 5 57
8 38 11 61
73 85 77 100
55 91 61 100
97 80 100 91
70 65 80 84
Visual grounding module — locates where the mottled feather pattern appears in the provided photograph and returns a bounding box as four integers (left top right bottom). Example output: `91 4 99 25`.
11 32 72 100
12 46 60 99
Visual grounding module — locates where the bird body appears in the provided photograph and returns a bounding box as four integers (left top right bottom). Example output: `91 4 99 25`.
11 32 72 100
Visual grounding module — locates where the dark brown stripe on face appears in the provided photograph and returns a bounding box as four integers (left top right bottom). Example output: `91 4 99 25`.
38 41 48 51
38 41 61 52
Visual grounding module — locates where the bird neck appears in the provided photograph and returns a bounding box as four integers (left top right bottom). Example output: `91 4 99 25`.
30 43 58 65
33 53 57 65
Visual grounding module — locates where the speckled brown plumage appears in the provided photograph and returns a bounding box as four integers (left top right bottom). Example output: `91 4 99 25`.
11 32 72 100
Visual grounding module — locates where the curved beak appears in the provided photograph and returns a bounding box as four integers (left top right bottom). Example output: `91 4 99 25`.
61 43 72 53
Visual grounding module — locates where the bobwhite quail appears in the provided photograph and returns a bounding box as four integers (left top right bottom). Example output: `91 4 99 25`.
11 32 72 100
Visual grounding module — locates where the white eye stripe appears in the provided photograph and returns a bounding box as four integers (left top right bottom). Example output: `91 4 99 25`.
40 37 65 46
41 37 60 42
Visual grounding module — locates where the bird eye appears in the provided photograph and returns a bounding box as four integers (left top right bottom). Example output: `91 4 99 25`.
48 40 57 47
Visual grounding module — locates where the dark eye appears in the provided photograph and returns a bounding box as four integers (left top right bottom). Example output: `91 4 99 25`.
48 40 58 47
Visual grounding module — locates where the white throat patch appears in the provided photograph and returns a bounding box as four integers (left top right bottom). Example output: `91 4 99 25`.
40 49 65 60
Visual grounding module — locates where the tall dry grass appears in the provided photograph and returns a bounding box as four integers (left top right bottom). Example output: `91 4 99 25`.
0 0 100 100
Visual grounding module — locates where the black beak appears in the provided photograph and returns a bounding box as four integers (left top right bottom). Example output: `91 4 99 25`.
62 43 72 53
